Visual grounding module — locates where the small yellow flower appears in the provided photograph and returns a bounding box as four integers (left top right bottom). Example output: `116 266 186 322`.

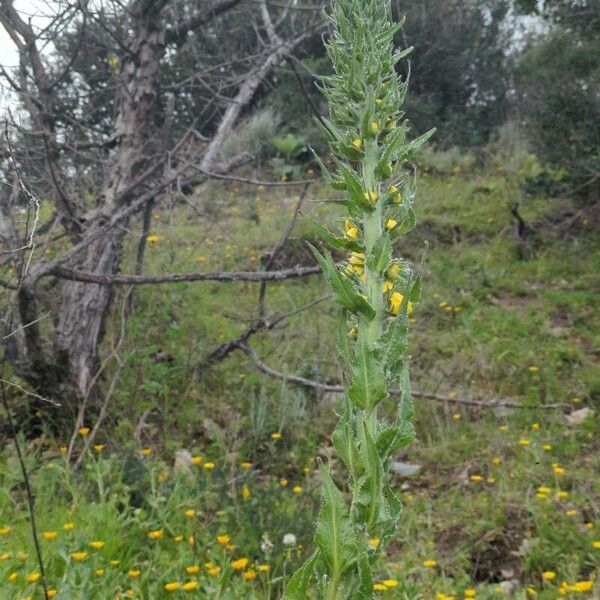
217 534 231 545
368 538 381 550
243 569 257 581
571 581 593 592
43 531 58 541
271 432 282 440
141 447 152 457
72 551 88 561
183 581 199 591
556 491 569 499
351 138 363 150
499 425 508 432
47 590 58 598
128 569 141 578
538 486 552 495
186 565 201 574
7 572 17 582
185 509 196 518
59 445 67 454
0 552 10 560
90 540 105 550
78 426 90 436
148 529 163 540
241 485 251 500
518 439 530 446
469 475 483 482
423 559 438 568
110 559 120 566
208 566 221 576
292 485 303 494
373 583 388 592
232 557 249 570
383 579 398 588
344 219 359 240
491 457 502 465
280 478 288 487
542 571 556 581
453 413 462 421
385 218 398 231
164 582 180 592
146 234 162 244
26 572 41 583
526 587 537 597
543 444 552 451
95 568 105 576
389 291 414 316
528 366 539 372
191 456 202 465
565 510 578 517
531 422 540 430
553 465 565 476
464 590 476 598
63 522 75 531
94 444 105 452
592 540 600 549
203 462 215 470
258 564 270 572
240 461 252 470
370 121 380 134
174 535 183 543
364 190 379 203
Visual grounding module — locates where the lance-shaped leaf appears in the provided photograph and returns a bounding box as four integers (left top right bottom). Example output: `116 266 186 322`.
367 233 392 275
352 549 375 600
315 469 357 578
308 244 375 319
381 312 409 381
305 215 363 253
311 149 347 191
360 421 383 527
348 335 387 410
336 161 374 211
282 550 319 600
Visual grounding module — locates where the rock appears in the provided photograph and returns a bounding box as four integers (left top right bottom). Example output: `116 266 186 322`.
564 407 594 426
174 449 192 472
390 462 422 477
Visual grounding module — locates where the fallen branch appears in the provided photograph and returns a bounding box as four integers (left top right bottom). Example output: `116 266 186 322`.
237 344 569 410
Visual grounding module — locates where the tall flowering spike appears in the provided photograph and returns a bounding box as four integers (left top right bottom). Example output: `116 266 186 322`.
284 1 433 599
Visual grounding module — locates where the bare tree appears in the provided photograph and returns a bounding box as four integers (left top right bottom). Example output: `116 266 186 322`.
0 0 325 415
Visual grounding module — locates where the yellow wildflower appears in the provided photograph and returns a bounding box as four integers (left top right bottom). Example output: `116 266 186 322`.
7 572 17 582
383 579 398 588
78 426 90 436
258 564 270 572
556 491 568 499
141 447 152 457
48 590 57 598
271 432 282 440
370 121 380 134
217 534 231 545
565 510 577 517
538 486 551 495
518 439 530 446
0 552 10 560
543 444 552 451
90 540 105 550
389 291 414 316
186 565 200 574
208 566 221 576
185 509 196 518
364 190 379 203
242 485 251 500
470 475 483 482
43 531 58 541
95 568 105 576
464 590 476 598
542 571 556 581
148 529 163 540
128 569 141 578
164 582 180 592
240 461 252 470
385 219 397 231
423 559 437 568
243 569 257 581
280 478 289 487
72 551 88 561
592 541 600 549
292 485 303 494
491 457 502 465
191 456 202 465
232 557 249 570
26 572 41 583
368 538 381 550
373 583 387 591
203 462 215 470
94 444 105 452
110 560 120 566
351 138 363 150
183 581 199 591
553 465 565 476
344 219 359 240
571 581 593 592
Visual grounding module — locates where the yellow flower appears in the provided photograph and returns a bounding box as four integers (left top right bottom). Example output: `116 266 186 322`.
531 422 540 430
63 522 75 531
385 218 397 230
565 510 577 517
26 572 41 583
592 541 600 549
59 446 67 454
95 568 105 576
469 475 483 482
383 579 398 588
364 190 379 203
78 426 90 436
240 461 252 470
7 572 17 582
556 491 568 499
292 485 303 494
258 564 270 572
107 54 119 69
203 462 215 470
553 465 565 476
453 413 462 421
146 234 162 244
526 588 537 597
174 535 183 543
571 581 593 592
217 534 231 545
518 439 530 446
543 444 552 451
368 538 381 550
186 565 200 574
110 559 120 566
491 457 502 465
164 582 180 592
183 581 199 591
528 366 539 372
464 590 476 598
72 551 88 561
185 509 196 518
148 529 163 540
373 583 388 591
351 138 363 150
387 263 401 279
208 566 221 577
389 291 413 316
141 447 152 457
382 280 393 292
499 425 508 432
0 552 10 560
191 456 202 465
243 569 257 581
423 559 438 568
43 531 58 541
542 571 556 581
271 432 282 440
47 590 57 598
128 569 141 578
232 557 249 570
242 485 251 499
90 540 105 550
280 478 289 487
94 444 105 452
370 121 380 134
344 219 359 240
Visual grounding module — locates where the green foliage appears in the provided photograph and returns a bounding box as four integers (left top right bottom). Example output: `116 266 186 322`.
285 1 432 596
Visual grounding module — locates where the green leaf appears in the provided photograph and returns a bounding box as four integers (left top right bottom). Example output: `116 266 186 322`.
305 214 363 253
367 233 391 275
336 162 372 210
315 469 357 578
360 422 383 527
308 243 375 319
282 550 319 600
336 310 351 364
352 549 374 600
381 312 409 380
332 412 360 477
348 335 387 411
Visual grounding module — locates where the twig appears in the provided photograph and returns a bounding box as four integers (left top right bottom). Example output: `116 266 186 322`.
237 344 569 410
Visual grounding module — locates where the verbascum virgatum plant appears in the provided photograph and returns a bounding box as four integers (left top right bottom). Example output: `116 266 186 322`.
283 1 434 598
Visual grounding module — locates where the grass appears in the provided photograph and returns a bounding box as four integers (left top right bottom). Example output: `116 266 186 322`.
1 159 599 598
